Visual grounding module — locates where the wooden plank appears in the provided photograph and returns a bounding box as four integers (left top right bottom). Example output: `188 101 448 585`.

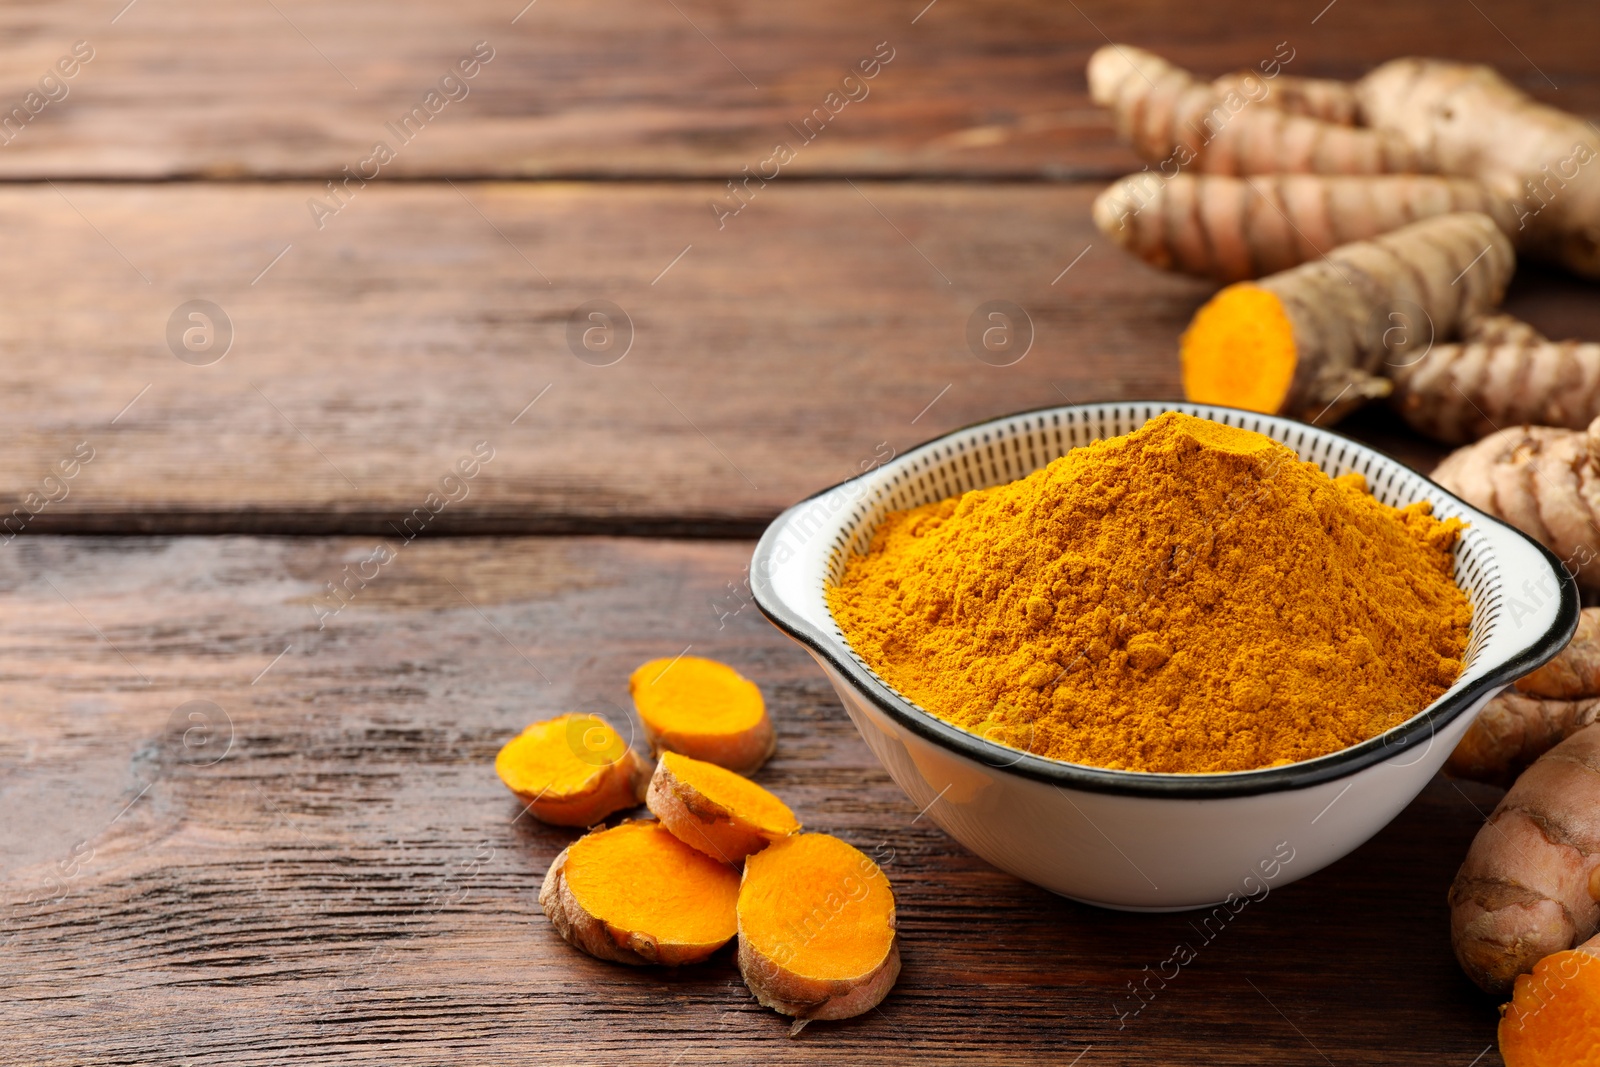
0 0 1593 179
0 535 1509 1064
4 180 1583 535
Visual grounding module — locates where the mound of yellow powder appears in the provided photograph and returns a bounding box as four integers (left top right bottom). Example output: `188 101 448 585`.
827 412 1472 774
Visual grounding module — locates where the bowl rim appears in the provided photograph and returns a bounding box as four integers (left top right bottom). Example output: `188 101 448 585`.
750 401 1581 799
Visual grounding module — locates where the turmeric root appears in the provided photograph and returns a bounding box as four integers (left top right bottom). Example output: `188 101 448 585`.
630 656 776 774
1358 58 1600 279
539 821 740 966
1499 933 1600 1066
738 833 900 1028
1089 47 1600 279
1448 609 1600 786
1431 418 1600 592
1087 45 1419 177
1449 722 1600 995
1211 71 1361 126
1179 212 1514 422
1446 692 1600 788
495 714 650 827
1519 608 1600 700
1095 172 1514 283
1389 315 1600 443
646 751 800 865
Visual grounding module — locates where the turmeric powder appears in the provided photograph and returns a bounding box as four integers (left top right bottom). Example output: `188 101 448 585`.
827 413 1472 774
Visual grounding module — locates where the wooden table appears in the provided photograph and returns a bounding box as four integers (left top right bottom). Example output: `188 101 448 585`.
3 1 1597 1062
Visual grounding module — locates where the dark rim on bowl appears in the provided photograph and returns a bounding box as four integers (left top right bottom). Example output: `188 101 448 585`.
750 401 1581 799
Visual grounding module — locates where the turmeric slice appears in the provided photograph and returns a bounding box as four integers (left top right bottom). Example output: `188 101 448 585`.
630 656 775 774
646 751 800 865
1180 212 1514 423
539 821 740 966
737 833 900 1029
1499 937 1600 1067
494 714 650 827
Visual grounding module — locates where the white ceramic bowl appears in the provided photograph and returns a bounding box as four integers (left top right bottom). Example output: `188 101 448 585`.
751 402 1578 911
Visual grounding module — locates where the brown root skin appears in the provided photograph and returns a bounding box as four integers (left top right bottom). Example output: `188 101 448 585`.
645 755 798 865
1390 316 1600 444
1446 691 1600 787
1180 211 1514 422
738 934 902 1027
1466 312 1547 347
1095 172 1515 283
1447 609 1600 786
1087 45 1419 177
1449 722 1600 995
1358 58 1600 280
1431 418 1600 592
1520 609 1600 700
1211 72 1361 126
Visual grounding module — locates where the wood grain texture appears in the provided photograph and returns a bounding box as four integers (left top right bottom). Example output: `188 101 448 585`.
0 535 1510 1065
0 0 1593 179
4 179 1580 535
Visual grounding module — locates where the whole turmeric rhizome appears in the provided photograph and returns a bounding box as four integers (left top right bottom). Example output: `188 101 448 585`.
828 412 1472 774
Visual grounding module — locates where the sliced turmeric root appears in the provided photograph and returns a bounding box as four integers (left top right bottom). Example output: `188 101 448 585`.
1179 212 1514 424
1499 937 1600 1066
630 655 776 774
737 833 900 1028
646 751 800 865
539 821 740 966
494 714 650 827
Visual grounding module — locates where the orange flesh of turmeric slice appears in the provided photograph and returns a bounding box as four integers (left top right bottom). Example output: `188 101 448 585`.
1180 282 1299 414
1499 946 1600 1066
494 714 649 827
630 656 776 774
647 750 800 864
540 821 740 966
737 833 900 1023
